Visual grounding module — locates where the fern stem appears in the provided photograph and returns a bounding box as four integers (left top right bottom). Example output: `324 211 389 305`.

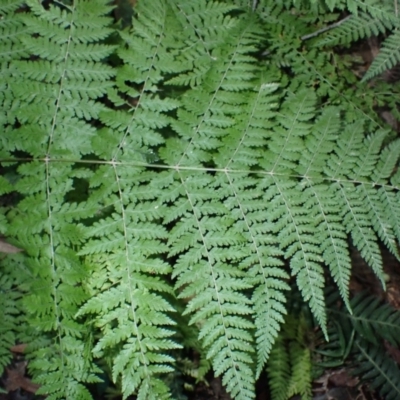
301 16 352 41
2 157 399 191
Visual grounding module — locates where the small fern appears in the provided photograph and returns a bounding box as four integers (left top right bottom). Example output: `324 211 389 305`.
331 292 400 346
267 335 291 400
267 312 313 400
354 340 400 400
316 291 400 400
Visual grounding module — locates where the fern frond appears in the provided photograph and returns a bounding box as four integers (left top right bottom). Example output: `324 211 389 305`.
267 313 313 400
9 1 115 158
296 108 353 310
159 16 291 392
371 139 400 184
355 340 400 400
161 16 263 167
0 257 26 375
323 292 400 399
363 30 400 81
169 171 255 400
262 89 316 173
265 177 327 333
79 168 179 399
0 0 28 158
223 172 289 377
336 182 385 284
78 2 189 397
267 335 290 400
317 12 394 47
287 341 312 399
97 0 182 163
4 1 116 398
344 293 400 346
306 183 353 311
360 183 399 258
323 120 386 284
212 75 288 377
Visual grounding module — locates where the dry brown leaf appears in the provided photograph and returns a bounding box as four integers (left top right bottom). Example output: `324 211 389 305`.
10 344 27 354
4 362 40 393
0 238 22 254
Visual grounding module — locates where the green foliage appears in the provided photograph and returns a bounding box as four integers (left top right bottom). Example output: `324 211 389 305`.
363 29 400 81
0 257 24 375
355 341 400 400
316 13 396 48
315 291 400 400
325 291 400 348
0 0 28 377
1 0 400 399
313 0 400 80
2 0 114 398
349 292 400 345
267 312 313 400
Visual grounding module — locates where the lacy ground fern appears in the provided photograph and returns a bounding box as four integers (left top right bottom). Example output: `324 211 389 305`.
315 291 400 400
1 0 400 399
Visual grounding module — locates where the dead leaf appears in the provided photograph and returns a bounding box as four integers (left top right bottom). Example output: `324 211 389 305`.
328 369 358 387
4 362 39 394
10 344 27 354
0 238 22 254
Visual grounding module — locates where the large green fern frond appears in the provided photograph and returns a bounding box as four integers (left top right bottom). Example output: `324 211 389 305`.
78 2 185 399
4 1 115 398
161 15 269 399
2 1 400 399
0 1 28 373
